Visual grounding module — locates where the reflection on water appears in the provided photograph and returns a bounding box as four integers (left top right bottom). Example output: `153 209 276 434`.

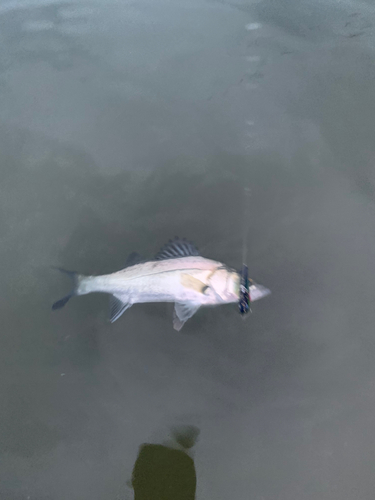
0 1 95 71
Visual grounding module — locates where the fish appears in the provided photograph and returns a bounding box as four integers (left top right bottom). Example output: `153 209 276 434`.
52 237 270 331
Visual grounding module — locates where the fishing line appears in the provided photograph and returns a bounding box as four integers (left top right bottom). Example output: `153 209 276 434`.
241 187 251 264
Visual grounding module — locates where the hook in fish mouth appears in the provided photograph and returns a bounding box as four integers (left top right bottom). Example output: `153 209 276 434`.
238 266 271 315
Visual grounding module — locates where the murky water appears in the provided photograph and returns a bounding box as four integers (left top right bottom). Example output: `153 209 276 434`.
1 0 375 499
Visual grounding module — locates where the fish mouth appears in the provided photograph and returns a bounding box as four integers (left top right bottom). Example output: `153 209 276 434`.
249 283 271 302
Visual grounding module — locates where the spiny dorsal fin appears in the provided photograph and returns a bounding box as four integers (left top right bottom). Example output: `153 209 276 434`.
155 237 200 260
109 296 132 323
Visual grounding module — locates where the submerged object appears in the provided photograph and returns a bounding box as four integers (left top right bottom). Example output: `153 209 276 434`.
52 237 270 330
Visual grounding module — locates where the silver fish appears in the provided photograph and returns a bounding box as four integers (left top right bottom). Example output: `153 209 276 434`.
52 237 270 331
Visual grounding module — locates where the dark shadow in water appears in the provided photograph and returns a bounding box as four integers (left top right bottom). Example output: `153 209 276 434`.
131 426 199 500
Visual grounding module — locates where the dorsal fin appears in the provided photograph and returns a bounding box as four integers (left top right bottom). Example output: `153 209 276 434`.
124 252 145 268
155 237 200 260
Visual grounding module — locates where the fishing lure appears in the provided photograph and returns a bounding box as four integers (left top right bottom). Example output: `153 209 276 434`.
238 187 252 316
238 264 251 315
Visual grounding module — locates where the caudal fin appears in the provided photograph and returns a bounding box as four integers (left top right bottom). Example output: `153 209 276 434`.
51 267 79 310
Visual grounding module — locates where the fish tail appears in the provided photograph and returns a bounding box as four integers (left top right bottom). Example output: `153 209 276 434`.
51 267 82 310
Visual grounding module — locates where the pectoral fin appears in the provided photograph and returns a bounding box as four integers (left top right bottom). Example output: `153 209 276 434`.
109 296 132 323
173 302 201 331
180 274 208 294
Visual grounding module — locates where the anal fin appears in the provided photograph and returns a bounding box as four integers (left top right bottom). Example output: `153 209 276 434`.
109 296 132 323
